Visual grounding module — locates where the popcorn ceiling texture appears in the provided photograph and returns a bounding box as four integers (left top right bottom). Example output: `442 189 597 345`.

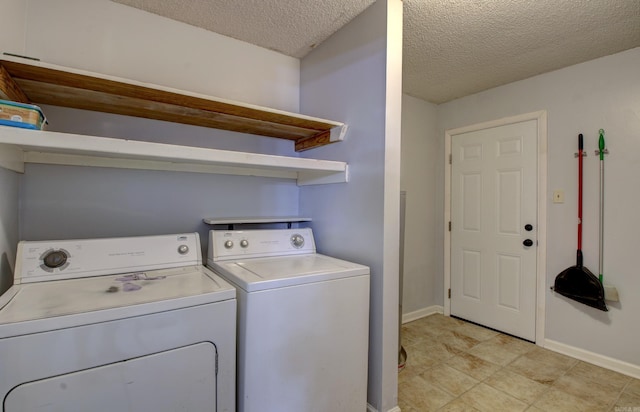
403 0 640 103
113 0 640 104
112 0 375 58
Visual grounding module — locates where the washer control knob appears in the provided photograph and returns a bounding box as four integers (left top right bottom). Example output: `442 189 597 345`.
224 240 234 249
240 239 249 248
177 244 189 255
290 234 305 249
43 250 68 268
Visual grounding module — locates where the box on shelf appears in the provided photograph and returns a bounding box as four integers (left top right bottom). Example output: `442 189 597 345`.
0 99 47 130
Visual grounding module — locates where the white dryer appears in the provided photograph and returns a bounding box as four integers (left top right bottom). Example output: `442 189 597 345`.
207 228 370 412
0 233 236 412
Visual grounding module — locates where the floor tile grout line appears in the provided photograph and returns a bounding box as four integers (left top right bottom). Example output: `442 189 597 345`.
487 351 537 408
442 333 541 410
475 350 540 410
606 374 634 411
559 359 631 411
526 354 577 410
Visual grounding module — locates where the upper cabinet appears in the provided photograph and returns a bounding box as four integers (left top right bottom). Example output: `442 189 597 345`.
0 55 347 152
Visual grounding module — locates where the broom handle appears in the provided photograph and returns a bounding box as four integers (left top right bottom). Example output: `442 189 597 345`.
578 134 583 252
599 130 605 283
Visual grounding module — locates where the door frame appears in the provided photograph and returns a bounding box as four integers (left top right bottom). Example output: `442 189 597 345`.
444 110 547 345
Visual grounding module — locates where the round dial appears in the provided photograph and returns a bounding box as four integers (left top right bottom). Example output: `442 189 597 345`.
177 244 189 255
224 240 234 249
290 234 305 249
43 250 68 268
240 239 249 248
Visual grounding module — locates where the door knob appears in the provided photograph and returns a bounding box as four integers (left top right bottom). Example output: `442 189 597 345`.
525 224 533 231
523 239 533 247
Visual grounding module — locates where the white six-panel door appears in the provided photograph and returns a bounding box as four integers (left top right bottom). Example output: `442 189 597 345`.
450 119 538 341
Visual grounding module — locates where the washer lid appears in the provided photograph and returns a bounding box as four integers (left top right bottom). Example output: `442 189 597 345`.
209 254 369 292
0 265 235 336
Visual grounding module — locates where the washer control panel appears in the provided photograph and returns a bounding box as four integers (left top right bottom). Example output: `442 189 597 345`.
209 228 316 261
42 249 70 270
15 233 201 284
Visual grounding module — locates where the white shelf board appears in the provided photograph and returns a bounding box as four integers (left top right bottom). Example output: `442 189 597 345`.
0 127 348 185
203 216 312 225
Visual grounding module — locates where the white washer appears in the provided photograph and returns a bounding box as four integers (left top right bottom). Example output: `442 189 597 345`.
0 233 236 412
207 228 370 412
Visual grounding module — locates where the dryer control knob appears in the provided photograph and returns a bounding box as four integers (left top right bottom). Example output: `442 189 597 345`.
240 239 249 248
224 240 234 249
177 244 189 255
290 234 305 248
43 250 68 268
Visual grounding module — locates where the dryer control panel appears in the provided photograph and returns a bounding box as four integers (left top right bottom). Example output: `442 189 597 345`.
15 233 202 284
209 228 316 261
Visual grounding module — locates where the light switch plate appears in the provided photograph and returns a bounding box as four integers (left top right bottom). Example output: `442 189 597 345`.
553 190 564 203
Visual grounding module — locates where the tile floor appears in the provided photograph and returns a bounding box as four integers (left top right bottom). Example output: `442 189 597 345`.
398 314 640 411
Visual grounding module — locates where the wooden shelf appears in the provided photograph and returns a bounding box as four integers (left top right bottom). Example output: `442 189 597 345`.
0 55 347 152
0 126 348 186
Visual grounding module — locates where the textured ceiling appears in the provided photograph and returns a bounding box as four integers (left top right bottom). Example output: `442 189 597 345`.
111 0 376 58
113 0 640 104
404 0 640 103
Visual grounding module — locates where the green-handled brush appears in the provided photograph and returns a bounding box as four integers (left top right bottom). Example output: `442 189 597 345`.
598 129 619 302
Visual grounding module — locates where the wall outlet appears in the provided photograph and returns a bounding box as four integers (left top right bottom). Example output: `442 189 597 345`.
553 190 564 203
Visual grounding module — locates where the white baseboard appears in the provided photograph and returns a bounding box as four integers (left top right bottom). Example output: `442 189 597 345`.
367 404 401 412
402 305 444 324
544 339 640 379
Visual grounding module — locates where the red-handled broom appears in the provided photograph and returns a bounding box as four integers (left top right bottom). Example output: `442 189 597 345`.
553 133 607 311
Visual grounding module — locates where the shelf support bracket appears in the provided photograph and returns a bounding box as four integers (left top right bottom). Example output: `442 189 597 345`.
294 125 348 152
297 165 349 186
0 64 29 103
0 143 25 173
